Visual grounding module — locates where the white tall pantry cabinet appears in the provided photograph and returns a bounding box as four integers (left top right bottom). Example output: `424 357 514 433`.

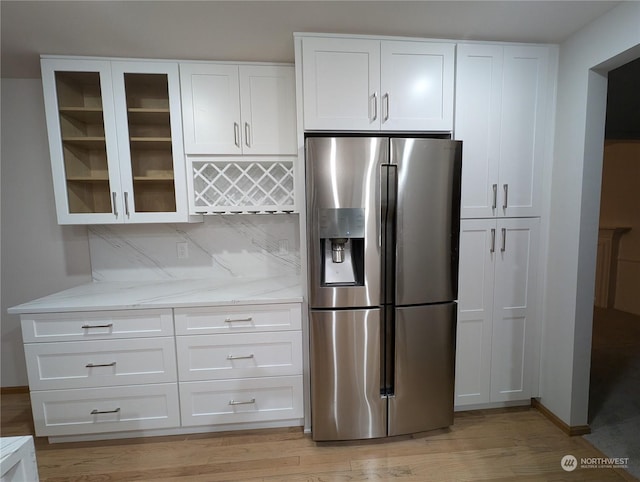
454 43 554 408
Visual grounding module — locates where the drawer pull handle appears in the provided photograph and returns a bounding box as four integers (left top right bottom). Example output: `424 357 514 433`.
227 354 254 360
224 317 253 323
82 323 113 329
228 398 256 406
91 407 120 415
86 362 116 368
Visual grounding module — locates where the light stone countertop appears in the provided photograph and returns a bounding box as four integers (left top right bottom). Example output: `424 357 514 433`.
8 275 303 314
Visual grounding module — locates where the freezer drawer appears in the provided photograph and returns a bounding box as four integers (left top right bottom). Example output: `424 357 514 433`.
310 308 386 441
388 302 456 436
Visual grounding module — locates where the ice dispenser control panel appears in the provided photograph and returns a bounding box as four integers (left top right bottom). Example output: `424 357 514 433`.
318 208 365 239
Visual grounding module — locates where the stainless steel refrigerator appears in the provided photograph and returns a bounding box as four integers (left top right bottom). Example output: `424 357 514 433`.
306 135 462 441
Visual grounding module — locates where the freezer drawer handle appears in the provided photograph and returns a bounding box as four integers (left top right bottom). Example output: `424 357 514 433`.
86 362 116 368
226 354 254 360
224 317 253 323
91 407 120 415
81 323 114 329
228 398 256 406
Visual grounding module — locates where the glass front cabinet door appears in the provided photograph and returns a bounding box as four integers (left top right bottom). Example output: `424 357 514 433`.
41 57 195 224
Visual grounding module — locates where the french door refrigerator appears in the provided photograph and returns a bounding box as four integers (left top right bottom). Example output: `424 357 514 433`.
306 135 462 441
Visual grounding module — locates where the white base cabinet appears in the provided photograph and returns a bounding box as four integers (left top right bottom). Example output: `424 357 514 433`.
455 218 540 407
20 303 303 441
175 303 304 428
180 376 303 427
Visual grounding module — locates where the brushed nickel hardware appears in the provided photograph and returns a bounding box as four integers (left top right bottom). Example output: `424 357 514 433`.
372 92 378 121
490 228 496 253
226 354 255 360
383 93 390 121
501 228 506 252
86 362 116 368
224 317 253 323
112 192 118 218
91 407 120 415
503 184 508 210
492 184 497 210
228 398 256 406
244 122 251 147
234 122 240 147
81 323 113 329
124 192 130 217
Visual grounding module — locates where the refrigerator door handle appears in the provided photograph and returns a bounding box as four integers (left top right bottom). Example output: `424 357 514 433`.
380 163 397 306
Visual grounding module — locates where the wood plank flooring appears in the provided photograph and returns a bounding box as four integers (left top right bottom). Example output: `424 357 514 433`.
1 391 636 481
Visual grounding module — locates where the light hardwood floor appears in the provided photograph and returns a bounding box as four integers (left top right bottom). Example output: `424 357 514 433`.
1 391 636 481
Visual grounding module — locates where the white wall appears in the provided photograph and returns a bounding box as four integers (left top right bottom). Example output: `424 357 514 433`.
0 79 92 387
540 2 640 426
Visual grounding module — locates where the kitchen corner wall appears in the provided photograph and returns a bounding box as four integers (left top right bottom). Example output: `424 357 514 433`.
1 79 93 387
88 215 301 282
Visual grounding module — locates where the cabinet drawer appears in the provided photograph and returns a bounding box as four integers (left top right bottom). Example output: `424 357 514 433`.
176 331 302 381
30 383 180 437
25 338 177 390
174 303 301 335
179 376 303 427
21 309 174 343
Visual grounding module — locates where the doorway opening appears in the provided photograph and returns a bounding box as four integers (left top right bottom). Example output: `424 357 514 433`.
586 57 640 477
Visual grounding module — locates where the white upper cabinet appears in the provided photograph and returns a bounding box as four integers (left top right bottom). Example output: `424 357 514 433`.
301 37 380 131
455 44 550 218
301 36 454 131
180 63 297 155
41 57 194 224
380 41 454 131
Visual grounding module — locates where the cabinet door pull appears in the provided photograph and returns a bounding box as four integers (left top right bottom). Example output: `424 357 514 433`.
228 398 256 406
112 192 118 218
244 122 251 147
503 184 508 210
371 92 378 121
383 93 390 121
81 323 114 329
224 317 253 323
227 354 254 360
86 362 116 368
490 228 496 253
492 184 497 210
91 407 120 415
234 122 240 147
124 192 130 218
501 228 506 252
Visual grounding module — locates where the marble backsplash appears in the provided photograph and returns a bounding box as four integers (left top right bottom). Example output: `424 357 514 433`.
89 214 301 282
